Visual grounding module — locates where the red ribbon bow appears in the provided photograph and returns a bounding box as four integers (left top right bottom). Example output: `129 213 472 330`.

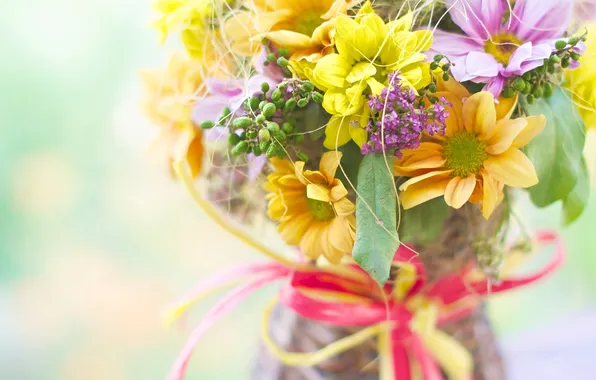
168 230 564 380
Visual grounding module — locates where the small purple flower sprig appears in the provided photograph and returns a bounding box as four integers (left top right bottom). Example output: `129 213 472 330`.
361 72 450 157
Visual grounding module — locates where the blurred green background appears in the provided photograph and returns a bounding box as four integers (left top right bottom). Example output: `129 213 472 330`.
1 1 595 379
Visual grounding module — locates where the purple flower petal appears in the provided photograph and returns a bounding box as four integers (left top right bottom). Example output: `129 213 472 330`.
255 48 286 82
429 30 484 58
193 95 231 125
205 78 244 97
568 60 581 69
502 42 551 77
466 52 502 77
247 154 267 181
445 0 504 39
484 76 506 98
573 1 596 25
509 0 572 42
205 127 229 142
452 52 500 82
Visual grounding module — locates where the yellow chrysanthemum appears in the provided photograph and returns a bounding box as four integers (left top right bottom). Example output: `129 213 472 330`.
264 151 356 263
308 2 433 149
224 0 356 61
566 24 596 130
141 53 207 177
151 0 230 59
394 79 546 219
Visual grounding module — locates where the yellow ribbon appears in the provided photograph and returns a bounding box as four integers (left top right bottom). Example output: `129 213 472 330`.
260 294 473 380
260 297 384 366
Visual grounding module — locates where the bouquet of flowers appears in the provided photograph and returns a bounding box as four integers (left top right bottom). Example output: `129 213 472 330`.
141 0 595 379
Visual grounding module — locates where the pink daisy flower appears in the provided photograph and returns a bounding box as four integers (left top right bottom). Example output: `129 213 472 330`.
432 0 573 97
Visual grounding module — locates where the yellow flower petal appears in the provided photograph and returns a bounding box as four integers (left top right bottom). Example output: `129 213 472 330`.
300 223 324 259
485 118 528 155
330 181 349 201
346 62 377 83
399 170 453 191
294 160 307 184
366 77 385 95
480 170 501 219
329 217 354 253
386 10 413 33
462 92 496 139
324 115 352 149
320 224 344 263
313 54 352 89
399 176 452 210
304 170 328 184
435 75 470 99
321 0 350 20
360 12 387 48
352 25 379 61
495 94 518 120
307 184 332 202
278 212 313 245
322 90 348 115
484 148 538 188
511 115 546 148
320 151 343 183
265 30 314 49
185 131 204 178
413 30 433 52
334 197 356 216
350 124 368 147
277 174 305 188
444 175 477 209
394 147 446 176
334 15 362 64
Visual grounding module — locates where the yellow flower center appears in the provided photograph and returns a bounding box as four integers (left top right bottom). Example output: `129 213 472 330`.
484 34 523 66
282 10 325 36
307 198 336 221
442 131 488 177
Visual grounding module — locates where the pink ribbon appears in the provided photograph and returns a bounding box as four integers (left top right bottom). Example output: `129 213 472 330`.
168 230 565 380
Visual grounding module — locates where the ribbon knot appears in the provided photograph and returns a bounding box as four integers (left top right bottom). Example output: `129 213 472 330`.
166 230 564 380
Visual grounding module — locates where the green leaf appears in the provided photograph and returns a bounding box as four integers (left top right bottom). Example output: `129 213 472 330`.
562 158 590 226
336 141 363 188
524 88 586 207
398 198 449 244
353 154 400 284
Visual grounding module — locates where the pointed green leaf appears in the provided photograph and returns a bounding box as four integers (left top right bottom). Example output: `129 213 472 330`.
398 197 449 245
523 88 586 207
563 158 590 226
336 141 364 188
353 154 400 284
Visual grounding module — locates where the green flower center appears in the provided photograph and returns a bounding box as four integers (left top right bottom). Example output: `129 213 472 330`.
307 198 336 221
283 10 325 37
442 131 488 177
484 33 523 66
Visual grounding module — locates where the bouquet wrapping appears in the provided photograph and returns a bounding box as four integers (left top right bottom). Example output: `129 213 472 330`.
141 0 595 378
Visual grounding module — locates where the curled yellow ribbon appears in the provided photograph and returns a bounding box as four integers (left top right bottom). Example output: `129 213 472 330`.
260 295 472 380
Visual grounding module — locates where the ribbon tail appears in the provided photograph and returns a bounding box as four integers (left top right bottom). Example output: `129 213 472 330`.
410 335 442 380
167 273 285 380
261 298 382 367
472 230 565 295
390 327 411 380
166 262 288 326
421 329 473 380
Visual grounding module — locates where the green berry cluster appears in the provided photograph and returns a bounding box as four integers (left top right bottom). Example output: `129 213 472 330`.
430 54 453 82
263 46 292 77
202 79 323 160
502 32 587 103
